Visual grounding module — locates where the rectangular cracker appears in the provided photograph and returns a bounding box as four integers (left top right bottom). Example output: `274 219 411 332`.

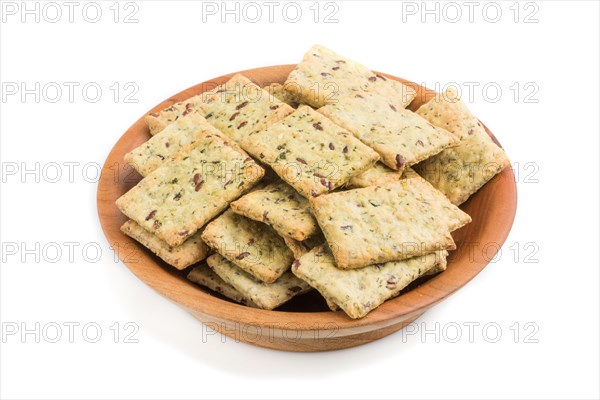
318 90 459 171
346 164 419 188
145 94 207 135
309 178 471 269
414 88 511 205
207 253 311 310
187 263 257 307
292 245 446 319
116 132 264 247
201 209 294 283
285 44 416 108
200 74 294 143
120 220 208 270
230 180 319 241
241 105 380 198
126 111 242 177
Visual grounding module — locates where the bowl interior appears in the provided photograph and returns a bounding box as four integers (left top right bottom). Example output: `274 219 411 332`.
97 65 517 330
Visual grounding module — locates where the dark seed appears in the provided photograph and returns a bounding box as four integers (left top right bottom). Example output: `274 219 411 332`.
395 154 404 168
376 74 387 81
341 225 352 231
236 101 249 110
237 121 248 129
263 210 269 221
270 105 279 110
313 122 323 131
153 220 161 229
296 157 307 165
173 192 182 201
145 210 157 221
236 252 250 260
229 112 240 121
329 142 335 150
293 260 301 270
321 72 333 78
416 140 424 147
389 104 397 112
193 173 204 191
342 146 348 154
178 230 189 236
368 76 377 82
288 286 302 293
332 66 340 71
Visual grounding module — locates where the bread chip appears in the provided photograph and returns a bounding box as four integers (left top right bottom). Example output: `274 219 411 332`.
207 253 311 310
241 105 379 198
414 88 510 204
292 245 446 319
116 131 264 247
310 178 471 268
201 210 294 283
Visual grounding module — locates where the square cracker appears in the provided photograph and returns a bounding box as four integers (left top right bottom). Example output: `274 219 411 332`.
414 88 511 205
241 105 380 198
309 178 471 269
187 263 258 307
346 164 421 189
292 245 446 319
207 253 311 310
318 90 459 171
285 44 416 108
201 209 294 283
200 74 294 143
230 180 319 241
116 131 264 247
126 111 242 177
120 220 209 270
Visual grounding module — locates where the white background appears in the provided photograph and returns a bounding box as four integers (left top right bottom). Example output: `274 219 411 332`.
1 1 599 399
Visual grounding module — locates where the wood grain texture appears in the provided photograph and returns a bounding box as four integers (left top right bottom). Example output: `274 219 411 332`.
97 65 517 352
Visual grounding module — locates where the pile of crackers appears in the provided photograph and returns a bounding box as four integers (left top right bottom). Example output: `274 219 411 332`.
116 45 510 319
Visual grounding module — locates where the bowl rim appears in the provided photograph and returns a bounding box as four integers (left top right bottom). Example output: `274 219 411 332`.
97 64 517 332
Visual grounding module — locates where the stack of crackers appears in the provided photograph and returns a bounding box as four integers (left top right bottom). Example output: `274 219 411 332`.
116 45 510 319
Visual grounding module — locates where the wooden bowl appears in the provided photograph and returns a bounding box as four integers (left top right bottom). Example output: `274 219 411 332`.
97 65 517 352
